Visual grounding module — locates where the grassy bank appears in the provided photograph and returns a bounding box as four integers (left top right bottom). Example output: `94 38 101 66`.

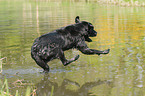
95 0 145 7
1 0 145 7
28 0 145 7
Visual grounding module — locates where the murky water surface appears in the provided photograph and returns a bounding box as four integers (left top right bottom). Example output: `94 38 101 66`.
0 0 145 96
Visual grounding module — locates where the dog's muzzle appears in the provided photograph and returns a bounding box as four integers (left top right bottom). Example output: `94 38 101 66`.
89 30 97 37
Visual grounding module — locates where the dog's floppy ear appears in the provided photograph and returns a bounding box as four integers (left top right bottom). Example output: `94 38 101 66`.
75 16 80 23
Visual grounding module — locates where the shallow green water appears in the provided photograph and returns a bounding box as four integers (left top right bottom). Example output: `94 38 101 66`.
0 0 145 96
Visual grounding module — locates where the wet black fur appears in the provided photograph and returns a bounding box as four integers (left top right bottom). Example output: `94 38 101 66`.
31 16 110 72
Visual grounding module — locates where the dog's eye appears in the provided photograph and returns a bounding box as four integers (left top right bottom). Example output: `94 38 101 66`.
88 27 93 31
89 25 94 29
90 26 94 29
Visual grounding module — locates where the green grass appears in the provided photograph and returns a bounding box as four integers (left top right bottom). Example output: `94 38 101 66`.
0 79 9 96
0 78 55 96
51 86 54 96
0 79 32 96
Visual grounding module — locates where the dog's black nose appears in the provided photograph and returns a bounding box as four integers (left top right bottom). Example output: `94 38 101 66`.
95 32 97 36
94 31 97 36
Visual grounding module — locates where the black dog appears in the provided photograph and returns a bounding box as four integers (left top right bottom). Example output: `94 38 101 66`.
31 16 110 72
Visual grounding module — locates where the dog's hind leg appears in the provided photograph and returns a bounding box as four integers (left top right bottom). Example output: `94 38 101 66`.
32 54 50 72
58 50 80 66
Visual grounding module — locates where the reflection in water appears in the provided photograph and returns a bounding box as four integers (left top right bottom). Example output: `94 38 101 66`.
36 74 112 96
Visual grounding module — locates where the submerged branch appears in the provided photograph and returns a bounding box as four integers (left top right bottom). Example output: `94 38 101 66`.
0 57 7 61
0 57 7 73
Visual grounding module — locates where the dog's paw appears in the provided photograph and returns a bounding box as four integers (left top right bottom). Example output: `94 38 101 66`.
43 69 49 73
74 55 80 61
103 49 110 54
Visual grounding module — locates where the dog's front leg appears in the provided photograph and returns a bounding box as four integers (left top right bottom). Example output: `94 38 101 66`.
58 50 80 66
79 48 110 55
77 42 110 55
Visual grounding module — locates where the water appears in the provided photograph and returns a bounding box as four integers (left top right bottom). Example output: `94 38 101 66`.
0 0 145 96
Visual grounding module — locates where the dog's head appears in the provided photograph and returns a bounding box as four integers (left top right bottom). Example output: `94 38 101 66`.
75 16 97 42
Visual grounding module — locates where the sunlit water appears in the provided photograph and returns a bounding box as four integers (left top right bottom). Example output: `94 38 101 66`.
0 0 145 96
